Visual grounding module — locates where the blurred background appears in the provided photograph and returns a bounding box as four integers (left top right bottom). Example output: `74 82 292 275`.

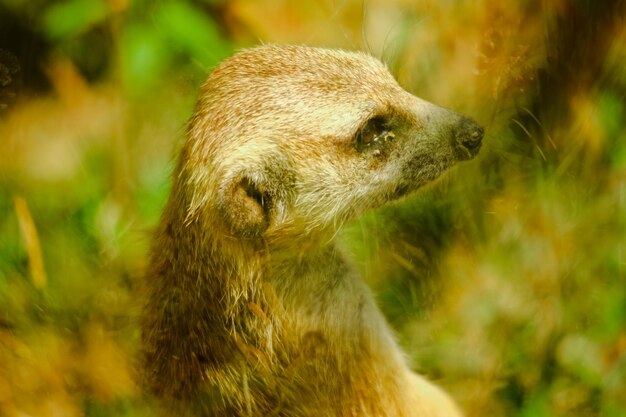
0 0 625 416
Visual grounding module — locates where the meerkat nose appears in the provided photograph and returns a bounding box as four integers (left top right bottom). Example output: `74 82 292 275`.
451 117 484 160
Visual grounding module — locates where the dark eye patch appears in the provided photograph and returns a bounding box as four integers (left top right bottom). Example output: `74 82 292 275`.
355 115 395 152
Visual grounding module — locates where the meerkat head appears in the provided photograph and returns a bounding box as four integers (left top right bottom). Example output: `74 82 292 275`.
181 45 483 244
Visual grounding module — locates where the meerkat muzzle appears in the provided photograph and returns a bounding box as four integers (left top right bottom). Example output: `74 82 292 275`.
451 117 484 161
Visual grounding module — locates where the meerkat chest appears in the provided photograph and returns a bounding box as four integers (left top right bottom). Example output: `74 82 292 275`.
263 244 403 365
267 246 367 337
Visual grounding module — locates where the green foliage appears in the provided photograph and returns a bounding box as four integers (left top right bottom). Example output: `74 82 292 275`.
23 0 233 94
154 1 231 67
120 22 172 95
42 0 108 40
120 1 232 95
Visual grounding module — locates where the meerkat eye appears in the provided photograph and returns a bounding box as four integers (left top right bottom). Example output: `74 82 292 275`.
356 116 395 152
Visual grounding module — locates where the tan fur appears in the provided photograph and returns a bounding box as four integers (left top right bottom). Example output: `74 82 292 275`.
141 44 483 416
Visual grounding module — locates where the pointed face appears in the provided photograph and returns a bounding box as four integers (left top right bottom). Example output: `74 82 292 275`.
182 45 483 243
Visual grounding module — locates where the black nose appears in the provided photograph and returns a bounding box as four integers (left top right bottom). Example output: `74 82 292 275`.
452 117 484 161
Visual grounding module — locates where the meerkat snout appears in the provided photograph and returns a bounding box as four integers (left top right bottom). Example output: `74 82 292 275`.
451 117 484 160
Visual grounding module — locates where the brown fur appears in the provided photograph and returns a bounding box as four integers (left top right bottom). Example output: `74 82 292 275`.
141 44 483 416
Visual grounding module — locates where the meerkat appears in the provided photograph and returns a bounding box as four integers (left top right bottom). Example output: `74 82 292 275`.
140 44 483 417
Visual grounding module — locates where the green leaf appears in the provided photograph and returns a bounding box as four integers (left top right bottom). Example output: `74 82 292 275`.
154 1 231 68
42 0 109 40
120 23 171 95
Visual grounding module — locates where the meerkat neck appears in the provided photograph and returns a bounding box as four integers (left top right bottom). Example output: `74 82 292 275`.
142 196 275 380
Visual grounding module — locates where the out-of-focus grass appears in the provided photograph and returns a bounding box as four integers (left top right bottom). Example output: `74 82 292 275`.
0 1 225 414
1 0 625 416
0 69 190 416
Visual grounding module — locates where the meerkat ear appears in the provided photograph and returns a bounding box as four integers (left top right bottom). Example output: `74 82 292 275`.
216 150 293 237
219 176 271 237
